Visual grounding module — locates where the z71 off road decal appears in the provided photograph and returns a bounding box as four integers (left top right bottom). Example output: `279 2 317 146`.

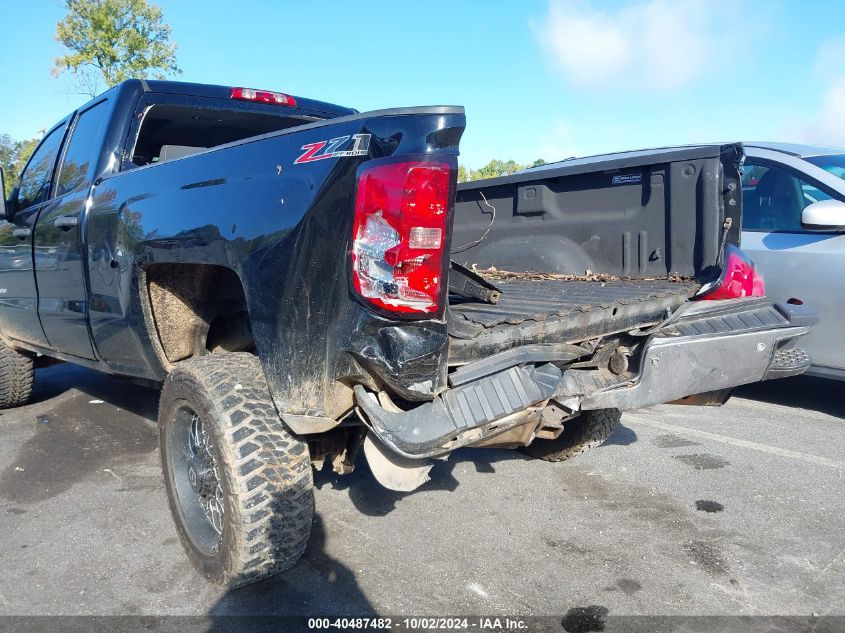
294 133 371 164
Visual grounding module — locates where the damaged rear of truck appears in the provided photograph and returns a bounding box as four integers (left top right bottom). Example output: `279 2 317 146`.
350 144 816 472
119 132 818 588
0 79 817 588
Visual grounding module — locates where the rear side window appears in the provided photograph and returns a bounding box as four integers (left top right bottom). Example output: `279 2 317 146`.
57 101 109 197
16 123 67 211
128 102 319 168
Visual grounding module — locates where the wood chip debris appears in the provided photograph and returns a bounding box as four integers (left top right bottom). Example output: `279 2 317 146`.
471 265 693 284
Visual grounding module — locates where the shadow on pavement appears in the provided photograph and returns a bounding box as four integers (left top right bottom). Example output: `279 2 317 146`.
206 449 529 620
735 375 844 419
28 363 160 421
313 446 527 518
5 363 374 621
207 514 375 619
0 364 160 504
314 416 639 519
204 418 639 622
602 421 638 447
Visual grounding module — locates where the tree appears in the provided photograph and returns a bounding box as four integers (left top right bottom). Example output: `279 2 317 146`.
457 165 471 183
475 159 524 180
1 134 41 198
457 158 547 183
52 0 181 97
0 135 14 197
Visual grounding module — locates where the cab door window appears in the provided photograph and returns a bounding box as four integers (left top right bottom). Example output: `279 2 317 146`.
15 123 68 212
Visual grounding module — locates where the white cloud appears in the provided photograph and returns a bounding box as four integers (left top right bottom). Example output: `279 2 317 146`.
532 0 738 92
535 118 581 163
813 37 845 78
797 39 845 148
802 76 845 148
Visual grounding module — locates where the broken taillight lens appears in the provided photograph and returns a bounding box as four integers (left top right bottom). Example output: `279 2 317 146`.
351 159 454 315
696 244 765 300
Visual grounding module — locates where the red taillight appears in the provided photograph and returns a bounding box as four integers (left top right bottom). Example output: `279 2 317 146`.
696 245 765 300
351 160 454 315
230 87 297 107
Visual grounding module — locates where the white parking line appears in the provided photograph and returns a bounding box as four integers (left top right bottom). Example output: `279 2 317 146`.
624 414 845 470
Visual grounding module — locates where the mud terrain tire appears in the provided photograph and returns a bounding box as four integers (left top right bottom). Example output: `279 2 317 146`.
0 339 34 409
159 352 313 588
519 408 621 462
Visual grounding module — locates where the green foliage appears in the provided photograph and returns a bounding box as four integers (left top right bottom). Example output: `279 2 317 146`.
0 134 41 199
457 158 547 183
0 135 14 197
475 159 524 180
52 0 181 97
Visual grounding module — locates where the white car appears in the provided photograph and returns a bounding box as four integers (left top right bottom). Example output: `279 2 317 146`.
741 142 845 380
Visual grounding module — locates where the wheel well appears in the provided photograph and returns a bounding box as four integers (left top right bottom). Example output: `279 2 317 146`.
144 263 254 363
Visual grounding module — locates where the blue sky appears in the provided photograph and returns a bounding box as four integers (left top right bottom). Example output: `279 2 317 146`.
2 0 845 168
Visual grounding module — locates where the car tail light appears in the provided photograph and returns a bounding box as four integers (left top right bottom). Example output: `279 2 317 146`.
351 160 454 315
696 244 765 300
230 87 297 107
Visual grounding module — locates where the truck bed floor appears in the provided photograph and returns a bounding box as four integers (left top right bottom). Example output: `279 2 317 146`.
447 278 701 364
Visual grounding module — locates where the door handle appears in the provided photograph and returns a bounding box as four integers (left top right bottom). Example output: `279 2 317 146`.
12 228 31 239
54 215 79 230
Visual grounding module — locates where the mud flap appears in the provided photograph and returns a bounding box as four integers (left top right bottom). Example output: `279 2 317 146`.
363 432 433 492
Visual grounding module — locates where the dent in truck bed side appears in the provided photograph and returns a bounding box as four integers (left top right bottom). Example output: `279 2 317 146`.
85 106 466 419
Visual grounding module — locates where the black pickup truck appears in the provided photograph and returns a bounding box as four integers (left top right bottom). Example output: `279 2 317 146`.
0 80 817 587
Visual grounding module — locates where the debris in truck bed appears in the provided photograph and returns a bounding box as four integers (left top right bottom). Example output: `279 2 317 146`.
471 266 694 284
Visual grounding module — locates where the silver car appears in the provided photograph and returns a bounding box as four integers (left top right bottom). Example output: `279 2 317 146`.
741 142 845 380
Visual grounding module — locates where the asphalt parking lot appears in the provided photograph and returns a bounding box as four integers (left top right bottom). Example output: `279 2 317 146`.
0 364 842 619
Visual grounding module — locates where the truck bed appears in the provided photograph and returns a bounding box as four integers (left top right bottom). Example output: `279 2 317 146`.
446 144 743 366
448 277 700 364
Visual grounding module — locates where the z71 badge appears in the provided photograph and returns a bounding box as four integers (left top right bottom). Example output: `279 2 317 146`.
294 133 371 164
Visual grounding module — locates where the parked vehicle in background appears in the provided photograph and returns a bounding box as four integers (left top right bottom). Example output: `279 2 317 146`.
740 143 845 381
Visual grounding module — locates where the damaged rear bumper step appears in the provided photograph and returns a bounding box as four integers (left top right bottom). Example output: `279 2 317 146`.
355 364 561 457
355 300 818 458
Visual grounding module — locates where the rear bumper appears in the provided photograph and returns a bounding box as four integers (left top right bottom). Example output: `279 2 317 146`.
580 321 811 411
355 299 818 458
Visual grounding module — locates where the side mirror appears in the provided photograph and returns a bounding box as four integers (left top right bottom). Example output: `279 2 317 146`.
0 169 6 221
802 199 845 229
